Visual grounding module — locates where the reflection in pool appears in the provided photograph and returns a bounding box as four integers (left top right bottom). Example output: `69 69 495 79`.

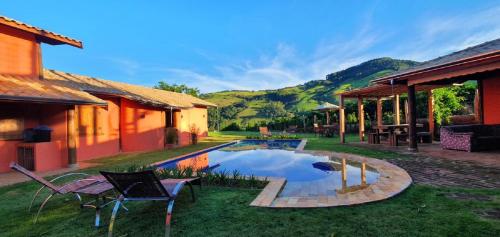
158 140 379 197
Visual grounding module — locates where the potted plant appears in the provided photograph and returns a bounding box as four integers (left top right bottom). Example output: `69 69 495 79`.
189 124 200 144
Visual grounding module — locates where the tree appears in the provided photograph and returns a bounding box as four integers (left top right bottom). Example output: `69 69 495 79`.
259 101 287 119
433 88 463 125
154 82 200 97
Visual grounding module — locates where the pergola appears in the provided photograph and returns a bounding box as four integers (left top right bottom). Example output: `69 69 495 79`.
313 102 339 125
337 42 500 151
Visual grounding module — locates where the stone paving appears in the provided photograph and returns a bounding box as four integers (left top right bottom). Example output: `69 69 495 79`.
350 142 500 189
250 151 412 208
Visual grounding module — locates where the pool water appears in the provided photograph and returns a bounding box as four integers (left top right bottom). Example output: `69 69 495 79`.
158 139 379 197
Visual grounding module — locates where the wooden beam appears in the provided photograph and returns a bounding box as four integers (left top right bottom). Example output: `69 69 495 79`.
393 94 400 125
67 106 78 167
339 95 345 143
357 97 365 141
477 79 484 124
404 100 409 124
376 97 383 131
427 90 434 140
407 85 418 151
326 111 330 125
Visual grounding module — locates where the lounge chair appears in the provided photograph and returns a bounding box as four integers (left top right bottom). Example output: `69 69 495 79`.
9 162 114 226
259 127 272 137
100 170 200 237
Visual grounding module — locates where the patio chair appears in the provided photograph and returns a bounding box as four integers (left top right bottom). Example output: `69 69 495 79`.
100 170 200 237
259 127 272 137
9 162 110 225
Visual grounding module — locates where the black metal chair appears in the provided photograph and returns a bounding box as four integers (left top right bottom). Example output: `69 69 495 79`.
100 170 200 237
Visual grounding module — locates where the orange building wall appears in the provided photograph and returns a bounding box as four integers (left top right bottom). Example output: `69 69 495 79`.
38 105 69 169
176 106 209 146
120 98 166 152
0 24 41 77
76 97 121 161
483 77 500 125
0 103 68 172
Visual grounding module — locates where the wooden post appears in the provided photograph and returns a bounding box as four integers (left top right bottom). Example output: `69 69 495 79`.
404 100 409 124
477 79 484 124
407 85 418 151
427 90 434 140
376 97 383 131
339 95 345 143
393 94 400 125
67 106 78 167
357 97 365 141
326 111 330 125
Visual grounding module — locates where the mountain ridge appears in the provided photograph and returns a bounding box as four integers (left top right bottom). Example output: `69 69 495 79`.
201 57 420 127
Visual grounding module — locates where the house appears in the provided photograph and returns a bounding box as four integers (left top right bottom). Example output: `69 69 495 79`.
337 38 500 151
0 16 215 173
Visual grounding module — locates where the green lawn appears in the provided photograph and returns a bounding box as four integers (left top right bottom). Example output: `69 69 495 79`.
1 132 498 237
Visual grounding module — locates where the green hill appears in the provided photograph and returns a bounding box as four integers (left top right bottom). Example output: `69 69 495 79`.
201 57 419 128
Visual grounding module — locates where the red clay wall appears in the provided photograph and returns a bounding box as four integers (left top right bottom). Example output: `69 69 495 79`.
0 103 67 172
76 97 121 161
0 24 41 77
120 98 166 152
482 77 500 125
176 106 209 146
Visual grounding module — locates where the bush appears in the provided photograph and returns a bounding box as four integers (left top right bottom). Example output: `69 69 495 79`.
221 122 242 131
121 164 268 189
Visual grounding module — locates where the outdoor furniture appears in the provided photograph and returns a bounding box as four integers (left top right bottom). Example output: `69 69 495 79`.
100 170 200 237
259 127 272 137
441 124 500 152
313 123 324 137
9 162 115 227
322 124 338 137
285 125 298 133
367 125 389 144
416 119 432 143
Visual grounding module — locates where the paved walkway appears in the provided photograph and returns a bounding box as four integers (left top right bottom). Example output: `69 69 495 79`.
251 151 412 208
350 142 500 189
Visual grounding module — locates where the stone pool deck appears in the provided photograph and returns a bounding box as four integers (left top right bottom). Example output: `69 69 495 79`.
250 151 412 208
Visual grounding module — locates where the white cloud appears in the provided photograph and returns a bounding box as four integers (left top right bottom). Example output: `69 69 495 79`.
394 5 500 61
103 5 500 93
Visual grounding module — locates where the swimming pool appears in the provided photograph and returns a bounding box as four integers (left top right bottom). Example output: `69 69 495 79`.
158 139 380 197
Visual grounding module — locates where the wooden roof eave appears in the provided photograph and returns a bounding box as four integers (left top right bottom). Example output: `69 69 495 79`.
0 95 107 106
0 16 83 48
372 51 500 85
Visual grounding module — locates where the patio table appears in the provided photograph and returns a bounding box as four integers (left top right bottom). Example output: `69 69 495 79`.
378 124 423 146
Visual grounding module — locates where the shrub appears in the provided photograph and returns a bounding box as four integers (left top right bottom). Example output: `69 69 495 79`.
121 164 268 189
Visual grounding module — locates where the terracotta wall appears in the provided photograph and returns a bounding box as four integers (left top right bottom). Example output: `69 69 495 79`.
0 24 41 77
76 97 121 161
0 103 67 172
120 98 166 152
176 106 208 146
482 77 500 125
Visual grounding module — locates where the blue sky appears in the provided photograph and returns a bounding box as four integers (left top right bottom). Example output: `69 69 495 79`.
2 1 500 93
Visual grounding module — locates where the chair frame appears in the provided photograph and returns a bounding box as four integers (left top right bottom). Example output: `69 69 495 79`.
9 162 117 227
100 170 199 237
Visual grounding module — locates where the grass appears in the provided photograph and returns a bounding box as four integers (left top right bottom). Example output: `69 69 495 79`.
0 132 499 236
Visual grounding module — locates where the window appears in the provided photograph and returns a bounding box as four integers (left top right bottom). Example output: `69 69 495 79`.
0 117 24 140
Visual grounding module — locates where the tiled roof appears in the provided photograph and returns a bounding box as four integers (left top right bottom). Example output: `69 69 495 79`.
374 38 500 83
43 69 216 108
0 74 106 105
0 16 82 48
